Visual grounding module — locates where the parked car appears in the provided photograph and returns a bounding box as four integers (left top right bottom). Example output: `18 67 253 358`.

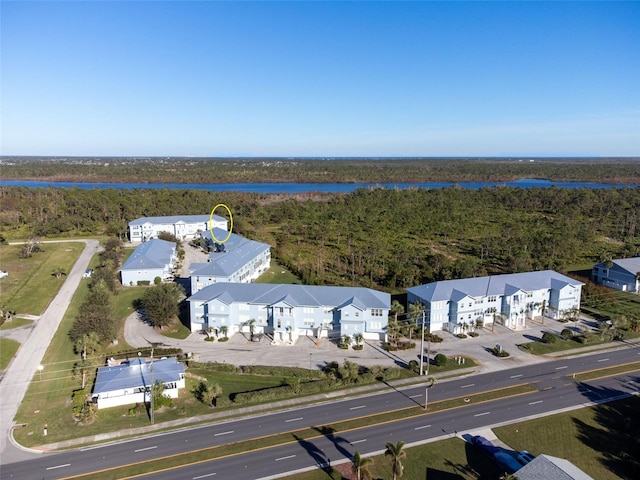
82 269 93 279
472 435 498 454
517 450 535 465
0 270 8 279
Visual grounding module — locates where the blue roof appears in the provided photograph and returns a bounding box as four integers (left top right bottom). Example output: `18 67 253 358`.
93 357 184 394
121 238 175 270
188 283 389 310
190 229 270 277
129 215 226 226
407 270 583 302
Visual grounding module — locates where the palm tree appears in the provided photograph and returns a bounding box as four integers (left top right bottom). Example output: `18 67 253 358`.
245 318 256 341
353 332 364 348
499 473 518 480
390 300 404 323
351 450 373 480
220 325 228 339
385 441 406 480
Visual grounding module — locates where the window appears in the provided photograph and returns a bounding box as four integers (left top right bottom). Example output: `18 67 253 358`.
371 308 383 317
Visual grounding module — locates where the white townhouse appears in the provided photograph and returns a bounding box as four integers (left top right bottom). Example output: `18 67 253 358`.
128 214 228 243
91 357 185 409
186 283 390 344
189 229 271 294
407 270 583 333
591 257 640 293
120 238 177 286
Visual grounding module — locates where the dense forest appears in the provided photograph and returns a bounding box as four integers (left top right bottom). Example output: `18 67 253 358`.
2 157 640 184
1 185 638 292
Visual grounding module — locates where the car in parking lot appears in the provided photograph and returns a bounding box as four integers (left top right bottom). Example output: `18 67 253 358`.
82 269 93 278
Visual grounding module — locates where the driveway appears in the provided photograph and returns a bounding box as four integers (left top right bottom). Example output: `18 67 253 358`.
0 239 99 463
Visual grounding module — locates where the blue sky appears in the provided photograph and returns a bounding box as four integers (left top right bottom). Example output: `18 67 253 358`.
1 1 639 157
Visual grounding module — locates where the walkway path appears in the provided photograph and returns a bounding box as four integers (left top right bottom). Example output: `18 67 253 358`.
0 240 99 464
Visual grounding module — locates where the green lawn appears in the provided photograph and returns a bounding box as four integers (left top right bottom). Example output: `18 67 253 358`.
494 396 639 480
0 242 85 315
0 338 20 370
0 317 33 330
256 261 302 284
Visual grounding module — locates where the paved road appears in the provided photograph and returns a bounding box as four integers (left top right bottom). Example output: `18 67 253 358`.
0 240 99 464
2 345 638 479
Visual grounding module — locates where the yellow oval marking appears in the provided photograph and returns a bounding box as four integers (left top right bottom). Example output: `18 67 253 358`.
210 204 233 243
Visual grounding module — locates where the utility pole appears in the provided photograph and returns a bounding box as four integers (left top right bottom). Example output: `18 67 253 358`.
150 347 155 425
419 311 425 376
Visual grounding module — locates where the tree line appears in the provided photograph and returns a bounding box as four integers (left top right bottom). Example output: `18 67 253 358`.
1 185 639 293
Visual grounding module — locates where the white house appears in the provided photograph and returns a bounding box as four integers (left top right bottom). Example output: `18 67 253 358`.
514 454 595 480
189 229 271 294
91 357 185 409
407 270 583 333
128 215 228 243
120 238 177 286
186 283 390 344
591 257 640 293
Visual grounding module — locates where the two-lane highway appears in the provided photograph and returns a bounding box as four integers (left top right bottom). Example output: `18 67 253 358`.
1 344 638 479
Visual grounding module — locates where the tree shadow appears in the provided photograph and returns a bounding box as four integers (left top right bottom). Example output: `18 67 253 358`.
292 433 335 478
572 376 640 479
312 426 353 461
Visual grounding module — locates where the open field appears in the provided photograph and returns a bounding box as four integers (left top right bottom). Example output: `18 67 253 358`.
0 242 85 316
256 260 302 284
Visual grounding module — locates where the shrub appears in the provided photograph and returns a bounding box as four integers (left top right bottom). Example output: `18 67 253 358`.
218 336 229 342
435 353 447 366
541 332 557 344
456 333 467 339
425 333 443 343
491 347 510 357
137 280 151 286
154 276 162 285
352 344 363 351
468 332 479 337
408 360 419 373
560 328 573 340
397 341 416 350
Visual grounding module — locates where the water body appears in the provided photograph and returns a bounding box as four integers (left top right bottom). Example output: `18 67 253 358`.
0 178 637 193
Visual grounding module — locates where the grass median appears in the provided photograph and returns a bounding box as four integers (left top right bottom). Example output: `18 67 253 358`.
64 384 536 479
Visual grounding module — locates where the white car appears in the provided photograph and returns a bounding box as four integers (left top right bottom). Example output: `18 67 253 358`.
0 270 8 279
82 269 93 279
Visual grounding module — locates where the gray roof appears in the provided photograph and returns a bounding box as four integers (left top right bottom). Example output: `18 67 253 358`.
129 214 226 226
188 283 390 310
596 257 640 275
189 229 270 278
407 270 583 303
515 454 595 480
121 238 175 271
93 357 184 394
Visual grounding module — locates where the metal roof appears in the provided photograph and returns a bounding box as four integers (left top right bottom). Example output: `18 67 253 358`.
93 357 184 394
189 229 270 277
121 239 175 270
129 215 226 226
407 270 583 303
187 283 389 310
515 454 595 480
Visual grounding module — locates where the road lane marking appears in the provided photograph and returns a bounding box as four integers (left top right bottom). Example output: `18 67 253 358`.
461 384 475 388
214 430 234 436
350 439 367 445
474 412 491 417
193 473 217 479
510 374 523 378
285 417 303 423
409 394 423 398
349 405 366 410
414 425 432 430
529 400 543 405
135 446 158 453
46 464 71 470
275 455 296 461
597 358 610 362
555 366 568 370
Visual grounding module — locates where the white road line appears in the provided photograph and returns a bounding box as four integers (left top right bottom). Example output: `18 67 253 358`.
474 412 490 417
510 374 523 378
349 405 366 410
529 400 543 405
275 455 296 461
409 394 423 398
555 366 568 370
414 425 432 430
597 358 610 362
461 384 475 388
135 446 158 453
193 473 217 479
214 430 234 436
350 439 367 445
46 464 71 471
285 417 303 423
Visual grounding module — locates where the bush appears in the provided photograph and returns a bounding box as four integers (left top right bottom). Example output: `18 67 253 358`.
435 353 447 366
425 333 443 343
154 276 162 285
218 336 229 342
541 332 557 344
137 280 151 286
468 331 479 337
352 344 364 351
397 341 416 350
560 328 573 340
456 333 467 339
408 360 419 373
491 347 510 357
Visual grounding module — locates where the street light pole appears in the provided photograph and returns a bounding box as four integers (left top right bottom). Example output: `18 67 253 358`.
419 311 425 376
150 348 155 425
